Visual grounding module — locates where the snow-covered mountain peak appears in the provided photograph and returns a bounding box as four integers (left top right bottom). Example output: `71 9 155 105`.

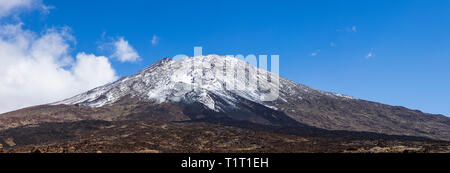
54 54 356 111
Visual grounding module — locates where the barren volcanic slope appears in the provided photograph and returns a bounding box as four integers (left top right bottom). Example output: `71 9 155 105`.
1 55 450 153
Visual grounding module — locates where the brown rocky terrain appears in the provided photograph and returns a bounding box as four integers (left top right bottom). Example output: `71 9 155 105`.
1 120 449 153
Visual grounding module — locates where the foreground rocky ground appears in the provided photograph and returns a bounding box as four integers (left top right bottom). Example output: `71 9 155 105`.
0 120 449 153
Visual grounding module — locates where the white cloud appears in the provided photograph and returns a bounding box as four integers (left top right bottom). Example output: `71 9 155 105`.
73 53 117 88
112 37 140 62
151 34 159 45
0 23 118 113
366 49 375 59
310 49 320 57
0 0 48 18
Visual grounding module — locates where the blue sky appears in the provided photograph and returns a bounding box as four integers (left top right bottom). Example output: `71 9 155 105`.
2 0 450 115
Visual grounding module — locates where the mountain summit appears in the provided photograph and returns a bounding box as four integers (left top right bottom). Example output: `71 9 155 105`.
1 55 450 141
53 55 360 127
55 55 285 111
55 55 352 112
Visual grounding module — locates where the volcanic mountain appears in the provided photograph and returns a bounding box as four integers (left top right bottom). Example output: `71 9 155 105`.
1 55 450 152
